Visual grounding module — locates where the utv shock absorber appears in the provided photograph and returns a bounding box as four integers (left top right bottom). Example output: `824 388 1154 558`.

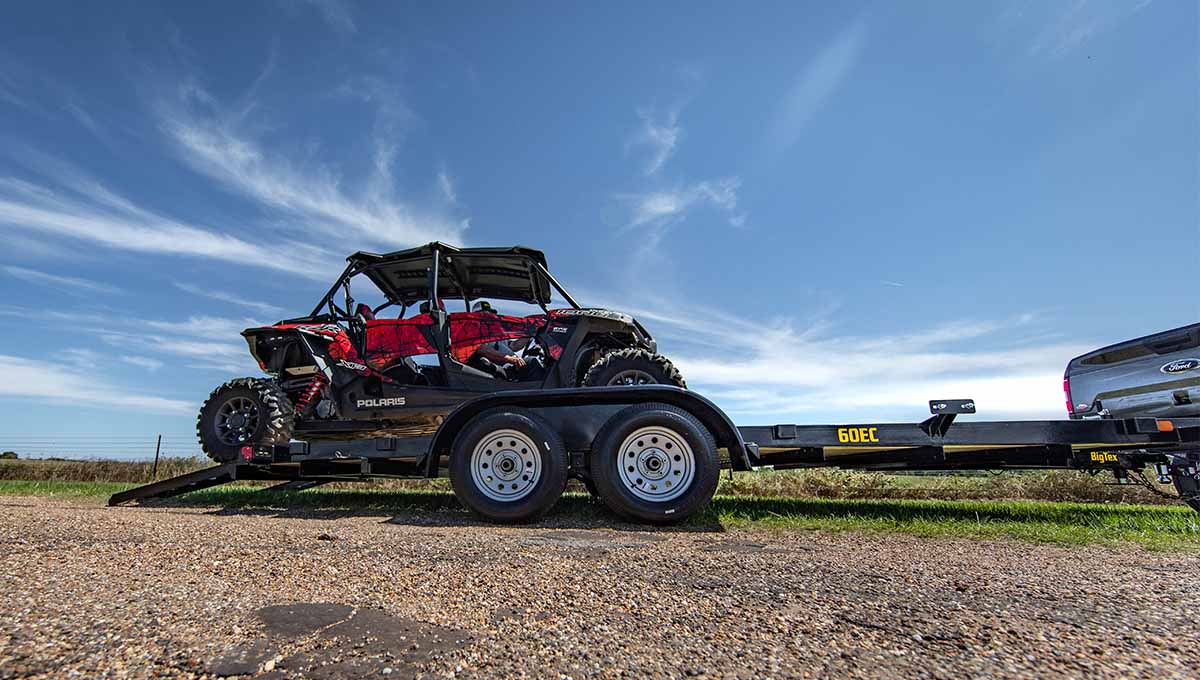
294 373 328 416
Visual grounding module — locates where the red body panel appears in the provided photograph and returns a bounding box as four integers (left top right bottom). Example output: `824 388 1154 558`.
363 314 439 369
264 309 568 374
446 312 547 364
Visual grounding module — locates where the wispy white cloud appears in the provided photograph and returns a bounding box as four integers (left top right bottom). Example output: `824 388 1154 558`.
629 108 681 176
592 295 1083 421
767 20 865 151
0 304 262 374
298 0 357 35
157 83 466 249
1016 0 1154 57
122 356 164 371
621 177 743 243
0 158 340 279
617 102 745 247
0 353 191 414
2 265 122 295
173 282 285 316
145 315 264 338
0 58 33 110
437 169 458 204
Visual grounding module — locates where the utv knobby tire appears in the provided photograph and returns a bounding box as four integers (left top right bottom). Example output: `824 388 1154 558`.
589 402 719 524
580 349 686 388
449 408 568 523
196 378 294 463
1173 469 1200 513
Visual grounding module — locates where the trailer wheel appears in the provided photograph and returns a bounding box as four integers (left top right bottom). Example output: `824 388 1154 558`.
449 408 568 523
589 403 719 524
1173 467 1200 513
196 378 294 463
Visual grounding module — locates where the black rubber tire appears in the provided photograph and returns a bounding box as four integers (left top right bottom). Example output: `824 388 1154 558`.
196 378 294 463
1173 468 1200 513
580 348 686 388
589 402 719 524
449 408 569 523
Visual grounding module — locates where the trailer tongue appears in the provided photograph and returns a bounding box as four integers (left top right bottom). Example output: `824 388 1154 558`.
110 388 1200 520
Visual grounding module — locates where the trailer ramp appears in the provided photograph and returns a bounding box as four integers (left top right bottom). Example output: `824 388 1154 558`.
108 463 240 506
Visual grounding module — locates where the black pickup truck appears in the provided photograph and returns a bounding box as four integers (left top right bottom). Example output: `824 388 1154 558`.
1065 323 1200 420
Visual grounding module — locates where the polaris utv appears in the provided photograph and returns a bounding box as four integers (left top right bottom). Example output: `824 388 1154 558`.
196 243 685 463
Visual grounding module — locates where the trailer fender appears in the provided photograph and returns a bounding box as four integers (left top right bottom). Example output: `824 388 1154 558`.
425 386 751 476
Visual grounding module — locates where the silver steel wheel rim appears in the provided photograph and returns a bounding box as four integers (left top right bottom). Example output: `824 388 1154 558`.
616 426 694 502
470 429 542 502
215 397 259 445
606 369 657 386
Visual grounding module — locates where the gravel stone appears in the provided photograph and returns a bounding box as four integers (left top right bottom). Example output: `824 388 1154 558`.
1 495 1198 678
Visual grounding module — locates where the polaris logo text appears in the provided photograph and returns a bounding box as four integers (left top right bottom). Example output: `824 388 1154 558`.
337 359 368 372
357 397 406 408
1160 359 1200 374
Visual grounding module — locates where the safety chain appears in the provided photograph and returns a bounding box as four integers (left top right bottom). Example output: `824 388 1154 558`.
1127 468 1200 503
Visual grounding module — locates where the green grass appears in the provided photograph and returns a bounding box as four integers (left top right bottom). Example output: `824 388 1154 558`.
4 479 1197 550
0 479 138 498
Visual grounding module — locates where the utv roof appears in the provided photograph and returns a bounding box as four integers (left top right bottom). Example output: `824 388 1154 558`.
347 242 555 306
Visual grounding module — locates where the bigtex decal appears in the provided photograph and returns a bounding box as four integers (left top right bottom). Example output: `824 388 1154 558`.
357 397 407 408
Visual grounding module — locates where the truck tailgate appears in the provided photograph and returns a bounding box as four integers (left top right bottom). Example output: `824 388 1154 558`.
1066 323 1200 419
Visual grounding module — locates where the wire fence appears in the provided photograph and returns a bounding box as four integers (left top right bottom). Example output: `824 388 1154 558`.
0 436 202 462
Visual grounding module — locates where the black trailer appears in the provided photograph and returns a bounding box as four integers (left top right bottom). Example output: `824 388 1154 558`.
110 387 1200 522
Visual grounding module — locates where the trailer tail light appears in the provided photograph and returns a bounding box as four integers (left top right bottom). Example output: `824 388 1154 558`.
241 446 255 462
1063 376 1074 416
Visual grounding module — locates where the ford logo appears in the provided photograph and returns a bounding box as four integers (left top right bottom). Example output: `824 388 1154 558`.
1160 358 1200 374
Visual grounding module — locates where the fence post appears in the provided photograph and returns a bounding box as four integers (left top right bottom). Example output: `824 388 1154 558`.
152 435 162 480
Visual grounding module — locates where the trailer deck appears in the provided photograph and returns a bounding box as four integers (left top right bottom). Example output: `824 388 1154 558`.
110 392 1200 515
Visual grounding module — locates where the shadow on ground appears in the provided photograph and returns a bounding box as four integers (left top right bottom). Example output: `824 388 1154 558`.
143 486 1200 539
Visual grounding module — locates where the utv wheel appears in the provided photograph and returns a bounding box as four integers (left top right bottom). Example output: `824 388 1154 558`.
581 348 686 388
196 378 294 463
1173 467 1200 513
449 408 568 523
589 403 719 524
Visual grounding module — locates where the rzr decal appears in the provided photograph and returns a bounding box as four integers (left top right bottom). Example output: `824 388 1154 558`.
337 359 368 372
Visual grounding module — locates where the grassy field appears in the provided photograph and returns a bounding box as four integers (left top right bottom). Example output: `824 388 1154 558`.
0 457 1182 505
4 479 1198 550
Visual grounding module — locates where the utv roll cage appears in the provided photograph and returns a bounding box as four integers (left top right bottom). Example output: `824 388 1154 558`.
309 242 581 320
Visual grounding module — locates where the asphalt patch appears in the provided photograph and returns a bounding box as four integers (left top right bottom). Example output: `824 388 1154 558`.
258 603 354 637
208 603 471 678
208 639 276 677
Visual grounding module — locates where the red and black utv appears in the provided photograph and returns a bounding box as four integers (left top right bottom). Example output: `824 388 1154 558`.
196 243 685 463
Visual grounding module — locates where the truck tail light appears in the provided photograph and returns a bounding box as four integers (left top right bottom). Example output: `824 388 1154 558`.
1063 376 1074 416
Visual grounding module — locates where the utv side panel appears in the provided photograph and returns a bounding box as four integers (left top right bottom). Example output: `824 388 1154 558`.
1066 323 1200 419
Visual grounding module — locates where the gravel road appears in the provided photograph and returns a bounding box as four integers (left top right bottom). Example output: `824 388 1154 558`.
1 495 1197 679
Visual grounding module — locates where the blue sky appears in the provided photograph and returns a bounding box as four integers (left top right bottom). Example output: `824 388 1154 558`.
0 1 1196 458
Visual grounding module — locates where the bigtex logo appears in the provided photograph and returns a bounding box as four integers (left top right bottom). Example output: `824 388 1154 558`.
357 397 406 408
